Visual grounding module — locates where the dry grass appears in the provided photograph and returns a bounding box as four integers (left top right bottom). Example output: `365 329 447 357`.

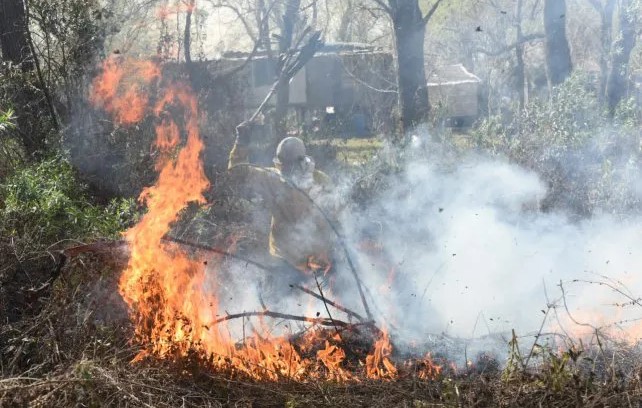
3 252 642 407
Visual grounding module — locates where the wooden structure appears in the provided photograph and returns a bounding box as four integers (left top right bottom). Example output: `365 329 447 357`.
426 64 481 126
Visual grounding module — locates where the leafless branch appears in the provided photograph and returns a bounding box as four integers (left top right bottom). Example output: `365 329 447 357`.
422 0 444 25
206 0 259 43
371 0 392 16
472 33 545 56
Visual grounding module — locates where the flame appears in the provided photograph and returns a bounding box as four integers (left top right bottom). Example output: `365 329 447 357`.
90 57 160 125
90 54 429 383
365 330 398 379
90 55 358 381
317 340 352 381
417 353 442 381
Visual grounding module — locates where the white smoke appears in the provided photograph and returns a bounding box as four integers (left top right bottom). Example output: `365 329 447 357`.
339 142 642 347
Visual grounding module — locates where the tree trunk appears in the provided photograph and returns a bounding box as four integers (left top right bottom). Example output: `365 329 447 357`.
515 0 526 109
183 0 194 64
391 0 430 134
544 0 572 86
606 0 637 113
0 0 32 70
597 0 616 103
0 0 50 159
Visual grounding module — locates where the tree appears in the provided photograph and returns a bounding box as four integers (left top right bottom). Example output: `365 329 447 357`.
515 0 526 108
586 0 617 103
374 0 444 134
0 0 33 70
544 0 572 86
0 0 55 158
606 0 639 113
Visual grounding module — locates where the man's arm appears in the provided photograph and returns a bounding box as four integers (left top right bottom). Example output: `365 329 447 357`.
228 122 252 170
227 122 281 202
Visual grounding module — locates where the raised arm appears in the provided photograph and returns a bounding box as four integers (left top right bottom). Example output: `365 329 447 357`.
228 121 252 170
227 121 282 202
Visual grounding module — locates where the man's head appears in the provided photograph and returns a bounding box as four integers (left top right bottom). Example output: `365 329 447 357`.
274 137 310 172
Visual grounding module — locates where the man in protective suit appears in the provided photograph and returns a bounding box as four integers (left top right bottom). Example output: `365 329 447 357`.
228 121 341 285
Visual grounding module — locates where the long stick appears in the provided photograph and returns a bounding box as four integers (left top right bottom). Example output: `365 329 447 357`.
208 310 349 328
290 284 365 322
162 236 278 274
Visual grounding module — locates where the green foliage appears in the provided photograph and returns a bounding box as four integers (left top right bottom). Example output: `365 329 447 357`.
472 74 642 216
0 156 137 248
0 108 15 132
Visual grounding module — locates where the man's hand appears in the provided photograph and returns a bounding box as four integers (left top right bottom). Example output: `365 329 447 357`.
235 121 254 146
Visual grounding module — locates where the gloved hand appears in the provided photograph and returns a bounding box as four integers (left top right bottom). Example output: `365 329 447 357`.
235 121 253 146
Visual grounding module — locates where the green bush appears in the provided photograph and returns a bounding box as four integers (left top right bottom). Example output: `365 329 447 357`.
472 74 641 216
0 156 137 248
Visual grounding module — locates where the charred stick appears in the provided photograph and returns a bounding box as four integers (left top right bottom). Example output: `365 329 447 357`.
162 236 279 274
290 284 365 322
208 310 349 328
313 272 340 335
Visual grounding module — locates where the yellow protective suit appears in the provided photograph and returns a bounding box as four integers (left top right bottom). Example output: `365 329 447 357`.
227 141 338 271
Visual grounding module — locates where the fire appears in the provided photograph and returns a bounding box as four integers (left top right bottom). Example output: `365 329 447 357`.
90 57 160 125
417 353 442 381
366 330 398 379
90 54 419 382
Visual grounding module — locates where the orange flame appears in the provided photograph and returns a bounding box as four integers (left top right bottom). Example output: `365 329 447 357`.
365 330 398 379
90 57 160 125
90 54 423 383
417 353 442 381
90 55 361 381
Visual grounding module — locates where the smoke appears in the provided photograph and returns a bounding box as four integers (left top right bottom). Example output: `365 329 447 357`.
337 138 642 346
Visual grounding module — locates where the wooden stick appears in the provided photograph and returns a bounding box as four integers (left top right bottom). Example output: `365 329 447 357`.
290 284 365 322
207 310 349 328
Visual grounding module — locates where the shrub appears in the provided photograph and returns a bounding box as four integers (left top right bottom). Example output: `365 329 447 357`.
0 155 136 249
471 74 641 216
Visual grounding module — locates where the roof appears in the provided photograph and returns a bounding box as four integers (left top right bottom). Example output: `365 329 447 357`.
427 64 481 86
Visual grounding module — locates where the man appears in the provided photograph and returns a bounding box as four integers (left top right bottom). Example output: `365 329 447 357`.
227 121 340 282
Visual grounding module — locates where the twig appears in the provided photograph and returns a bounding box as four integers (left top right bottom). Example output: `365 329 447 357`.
559 280 597 330
523 301 553 369
313 272 340 334
162 236 278 274
290 284 365 322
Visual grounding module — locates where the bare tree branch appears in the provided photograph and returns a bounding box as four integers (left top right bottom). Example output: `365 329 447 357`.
473 32 545 56
371 0 392 15
205 0 259 43
422 0 444 25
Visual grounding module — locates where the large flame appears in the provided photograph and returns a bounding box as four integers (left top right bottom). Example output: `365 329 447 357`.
90 55 408 381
